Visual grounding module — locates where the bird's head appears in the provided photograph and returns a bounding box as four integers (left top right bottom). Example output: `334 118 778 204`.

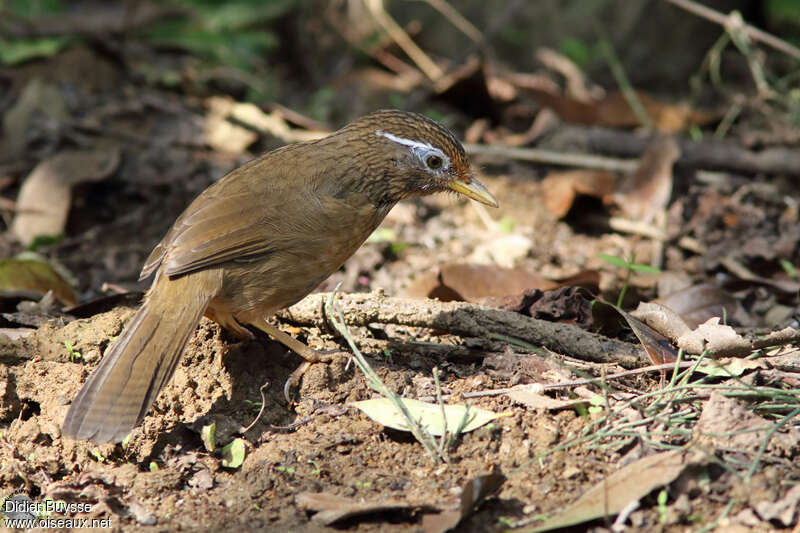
336 110 498 208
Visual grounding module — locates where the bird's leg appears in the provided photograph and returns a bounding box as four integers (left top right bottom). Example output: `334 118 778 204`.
248 317 341 402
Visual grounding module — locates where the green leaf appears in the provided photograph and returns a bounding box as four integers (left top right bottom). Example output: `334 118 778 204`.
598 253 630 269
0 37 72 66
201 422 216 452
628 263 661 274
781 259 799 278
351 398 502 436
221 438 246 468
498 216 516 234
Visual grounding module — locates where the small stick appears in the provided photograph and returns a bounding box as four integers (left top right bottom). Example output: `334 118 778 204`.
364 0 444 81
664 0 800 61
465 143 637 173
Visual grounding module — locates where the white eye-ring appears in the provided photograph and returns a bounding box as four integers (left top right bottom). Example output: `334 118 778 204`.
376 130 450 172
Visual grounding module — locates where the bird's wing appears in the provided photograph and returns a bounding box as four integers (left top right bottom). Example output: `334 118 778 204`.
140 153 299 280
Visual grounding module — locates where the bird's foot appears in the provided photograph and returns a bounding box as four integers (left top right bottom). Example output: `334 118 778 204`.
283 350 347 403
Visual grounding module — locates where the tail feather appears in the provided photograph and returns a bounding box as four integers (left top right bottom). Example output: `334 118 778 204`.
63 274 213 443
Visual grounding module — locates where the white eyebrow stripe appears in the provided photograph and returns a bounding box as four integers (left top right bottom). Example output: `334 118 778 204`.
375 130 450 170
375 130 436 152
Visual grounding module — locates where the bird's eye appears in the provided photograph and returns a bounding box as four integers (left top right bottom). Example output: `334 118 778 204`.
425 155 443 170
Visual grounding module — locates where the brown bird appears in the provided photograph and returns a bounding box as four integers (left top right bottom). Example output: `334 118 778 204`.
62 109 497 443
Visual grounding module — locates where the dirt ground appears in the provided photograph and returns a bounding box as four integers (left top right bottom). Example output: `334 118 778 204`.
1 3 800 532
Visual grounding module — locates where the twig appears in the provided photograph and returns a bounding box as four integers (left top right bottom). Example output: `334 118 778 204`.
663 0 800 61
364 0 444 81
554 125 800 177
281 292 647 367
465 143 637 173
422 0 482 42
419 361 697 402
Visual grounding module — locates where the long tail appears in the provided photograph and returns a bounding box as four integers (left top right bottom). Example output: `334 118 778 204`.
62 272 216 443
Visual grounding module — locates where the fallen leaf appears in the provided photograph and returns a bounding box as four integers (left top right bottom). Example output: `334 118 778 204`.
499 286 597 327
655 284 744 329
754 484 800 527
597 300 679 364
0 258 76 306
541 170 617 218
695 391 800 456
296 491 435 526
405 263 557 302
351 398 503 436
694 357 768 377
526 450 699 532
608 137 680 223
507 387 587 410
12 149 120 246
421 472 505 533
405 263 599 305
525 87 721 132
677 317 746 356
220 438 246 468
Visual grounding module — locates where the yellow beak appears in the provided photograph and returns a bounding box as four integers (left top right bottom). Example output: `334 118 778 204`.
447 175 498 208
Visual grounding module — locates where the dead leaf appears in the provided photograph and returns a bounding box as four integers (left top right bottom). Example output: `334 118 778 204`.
754 484 800 527
541 170 617 218
421 473 505 533
608 137 680 223
631 301 693 343
351 397 503 436
655 284 744 329
498 286 596 327
0 258 75 306
695 391 800 456
525 87 721 133
598 300 679 364
507 387 587 410
204 97 328 154
11 150 120 246
296 492 434 526
694 357 768 377
405 263 557 302
526 449 699 532
677 317 747 356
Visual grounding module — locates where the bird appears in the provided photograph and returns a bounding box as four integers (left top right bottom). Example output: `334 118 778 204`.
62 109 498 443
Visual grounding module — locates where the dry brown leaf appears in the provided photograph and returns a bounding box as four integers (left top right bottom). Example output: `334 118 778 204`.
296 491 432 526
608 137 680 223
421 473 505 533
754 484 800 527
695 391 800 456
599 301 679 365
525 87 720 133
677 317 746 356
12 150 120 246
541 169 617 218
405 263 558 302
527 449 699 532
655 284 744 329
507 388 587 410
